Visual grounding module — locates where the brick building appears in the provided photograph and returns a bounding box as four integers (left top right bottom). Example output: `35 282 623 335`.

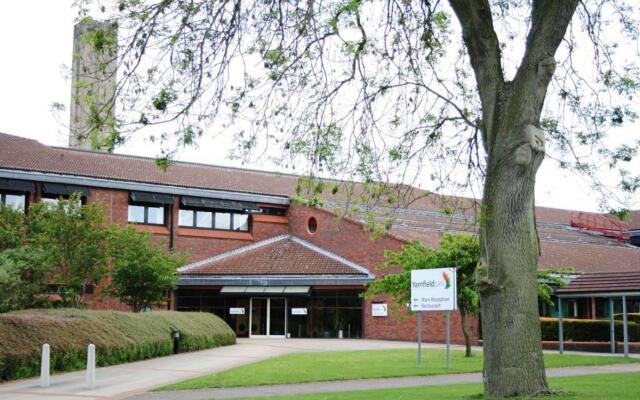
1 131 639 344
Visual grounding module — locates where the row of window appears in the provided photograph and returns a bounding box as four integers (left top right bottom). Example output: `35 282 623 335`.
1 187 286 234
0 193 83 210
127 203 251 232
178 209 250 231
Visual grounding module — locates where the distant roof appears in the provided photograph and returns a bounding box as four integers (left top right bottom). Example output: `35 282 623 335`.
180 234 373 276
556 271 640 295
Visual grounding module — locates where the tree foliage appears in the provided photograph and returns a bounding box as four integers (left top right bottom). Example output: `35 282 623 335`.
106 226 185 312
28 196 109 306
0 246 51 313
0 196 184 312
366 233 569 356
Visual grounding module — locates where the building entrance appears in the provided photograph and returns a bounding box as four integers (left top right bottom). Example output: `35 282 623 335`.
175 288 364 339
250 298 287 337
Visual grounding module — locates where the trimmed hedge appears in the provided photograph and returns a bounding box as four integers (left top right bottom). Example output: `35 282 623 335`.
540 317 640 342
0 309 235 381
614 313 640 324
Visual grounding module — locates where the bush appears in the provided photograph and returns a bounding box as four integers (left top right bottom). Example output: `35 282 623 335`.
540 317 640 342
0 309 235 381
614 313 640 324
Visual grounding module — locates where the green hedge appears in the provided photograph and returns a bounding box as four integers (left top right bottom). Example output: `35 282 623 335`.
540 317 640 342
0 309 235 381
614 313 640 324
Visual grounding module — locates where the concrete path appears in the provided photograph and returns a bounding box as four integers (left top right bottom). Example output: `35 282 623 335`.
130 363 640 400
0 338 636 400
0 339 420 400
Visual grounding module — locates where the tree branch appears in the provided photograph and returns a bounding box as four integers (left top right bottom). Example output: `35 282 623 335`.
448 0 504 152
512 0 580 118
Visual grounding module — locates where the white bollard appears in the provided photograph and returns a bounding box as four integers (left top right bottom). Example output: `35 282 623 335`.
86 344 96 389
40 344 50 388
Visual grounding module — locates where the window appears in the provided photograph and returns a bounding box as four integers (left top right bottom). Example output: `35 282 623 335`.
41 195 83 208
196 211 213 228
128 203 165 225
0 192 26 210
234 214 249 231
260 207 286 216
307 216 318 234
179 209 194 226
179 208 250 231
215 212 232 230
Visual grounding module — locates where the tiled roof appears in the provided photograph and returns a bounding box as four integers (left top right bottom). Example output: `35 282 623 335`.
387 225 640 274
2 132 639 275
556 271 640 294
0 132 602 226
180 234 372 276
0 132 299 197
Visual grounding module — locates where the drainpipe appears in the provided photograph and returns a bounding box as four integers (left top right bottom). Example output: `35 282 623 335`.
168 198 175 250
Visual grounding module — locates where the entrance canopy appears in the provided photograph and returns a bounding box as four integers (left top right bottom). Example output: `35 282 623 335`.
220 286 310 295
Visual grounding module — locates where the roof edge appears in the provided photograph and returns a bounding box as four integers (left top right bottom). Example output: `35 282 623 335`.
180 233 374 278
0 168 290 206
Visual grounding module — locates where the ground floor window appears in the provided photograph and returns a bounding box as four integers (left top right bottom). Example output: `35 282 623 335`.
175 288 363 338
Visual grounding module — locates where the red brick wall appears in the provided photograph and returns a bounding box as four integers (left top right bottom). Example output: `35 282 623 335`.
287 205 479 344
52 185 480 344
76 186 289 307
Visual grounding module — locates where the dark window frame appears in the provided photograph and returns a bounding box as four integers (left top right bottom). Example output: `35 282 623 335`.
40 193 86 206
178 206 251 232
0 190 27 210
128 201 167 226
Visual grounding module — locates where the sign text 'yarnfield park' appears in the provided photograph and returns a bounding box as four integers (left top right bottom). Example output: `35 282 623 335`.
410 268 457 311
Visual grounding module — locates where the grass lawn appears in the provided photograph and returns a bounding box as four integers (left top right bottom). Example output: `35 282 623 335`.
159 348 640 391
230 372 640 400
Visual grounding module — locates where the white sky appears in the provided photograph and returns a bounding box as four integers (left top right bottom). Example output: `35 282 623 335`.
0 1 637 212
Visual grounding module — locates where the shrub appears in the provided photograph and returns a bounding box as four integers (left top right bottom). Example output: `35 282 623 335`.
614 313 640 324
0 309 235 381
540 317 640 342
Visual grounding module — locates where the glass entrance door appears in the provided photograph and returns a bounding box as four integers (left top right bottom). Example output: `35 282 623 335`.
250 298 287 337
250 298 268 336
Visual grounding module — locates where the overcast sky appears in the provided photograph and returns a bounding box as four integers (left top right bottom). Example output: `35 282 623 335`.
0 1 638 213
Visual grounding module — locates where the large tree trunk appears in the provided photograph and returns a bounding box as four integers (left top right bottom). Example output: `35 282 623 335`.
448 1 580 397
477 123 547 396
460 311 473 357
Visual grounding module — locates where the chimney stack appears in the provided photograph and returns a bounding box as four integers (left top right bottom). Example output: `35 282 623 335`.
69 17 117 151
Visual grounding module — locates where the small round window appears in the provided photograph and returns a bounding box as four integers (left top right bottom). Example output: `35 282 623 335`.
307 216 318 234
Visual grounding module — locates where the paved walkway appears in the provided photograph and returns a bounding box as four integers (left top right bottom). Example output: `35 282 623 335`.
0 339 636 400
0 339 419 400
131 363 640 400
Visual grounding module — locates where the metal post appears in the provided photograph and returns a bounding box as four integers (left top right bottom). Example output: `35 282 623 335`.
622 296 629 358
86 344 96 389
609 298 615 354
417 311 423 367
40 343 50 388
558 297 564 354
445 311 451 369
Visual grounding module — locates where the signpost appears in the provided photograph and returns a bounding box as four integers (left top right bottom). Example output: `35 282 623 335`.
410 268 457 368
